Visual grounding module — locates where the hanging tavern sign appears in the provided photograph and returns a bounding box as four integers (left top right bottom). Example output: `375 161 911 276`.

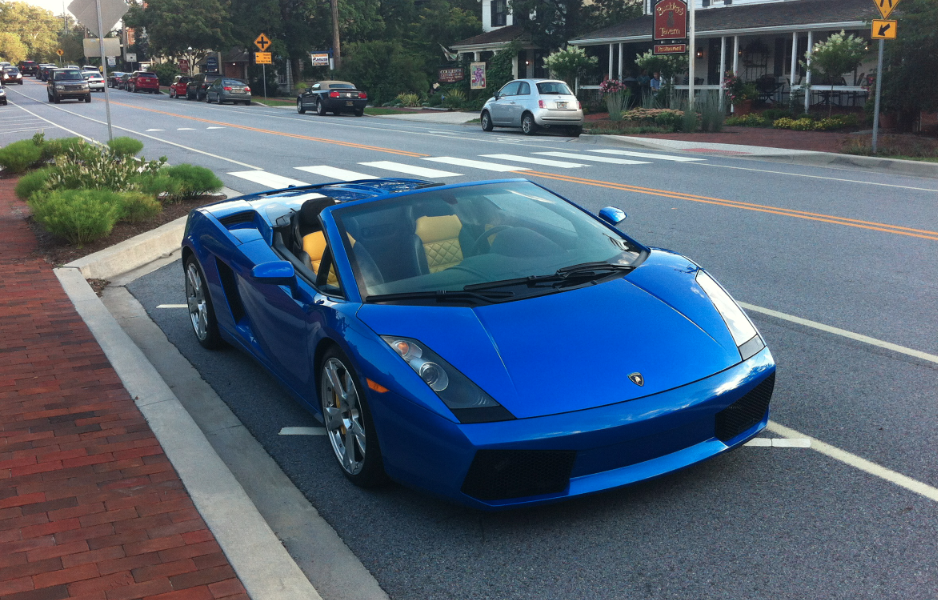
653 0 688 54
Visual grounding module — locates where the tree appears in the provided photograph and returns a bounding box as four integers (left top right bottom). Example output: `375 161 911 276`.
0 32 27 63
123 0 231 60
880 0 938 131
0 1 65 61
802 30 867 117
543 45 597 86
508 0 641 53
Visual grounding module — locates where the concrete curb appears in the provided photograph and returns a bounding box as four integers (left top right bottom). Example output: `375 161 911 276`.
54 267 322 600
583 134 938 179
66 187 241 280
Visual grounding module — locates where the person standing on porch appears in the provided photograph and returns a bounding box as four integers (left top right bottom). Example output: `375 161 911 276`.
650 72 661 92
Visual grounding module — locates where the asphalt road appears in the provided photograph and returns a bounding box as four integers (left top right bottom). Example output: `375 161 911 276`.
5 79 938 599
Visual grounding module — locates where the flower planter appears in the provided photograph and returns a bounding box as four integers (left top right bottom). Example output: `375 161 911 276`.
878 113 896 129
734 99 754 116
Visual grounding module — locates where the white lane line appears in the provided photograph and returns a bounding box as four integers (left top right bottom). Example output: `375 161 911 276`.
767 421 938 503
12 97 262 169
422 156 527 172
740 302 938 365
146 128 165 132
536 151 650 165
745 437 811 448
295 165 377 180
279 427 327 436
228 171 310 189
177 127 196 131
0 127 57 136
359 161 460 178
692 162 938 192
589 149 706 162
156 304 187 309
7 100 95 142
206 126 226 130
481 154 587 169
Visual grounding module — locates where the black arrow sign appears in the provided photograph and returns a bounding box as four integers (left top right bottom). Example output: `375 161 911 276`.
878 22 892 36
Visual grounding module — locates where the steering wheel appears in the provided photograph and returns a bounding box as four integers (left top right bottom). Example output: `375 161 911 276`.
469 225 513 255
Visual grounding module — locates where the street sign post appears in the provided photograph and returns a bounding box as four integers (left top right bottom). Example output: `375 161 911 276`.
871 19 897 39
255 34 271 52
255 34 272 99
255 52 272 65
56 49 64 56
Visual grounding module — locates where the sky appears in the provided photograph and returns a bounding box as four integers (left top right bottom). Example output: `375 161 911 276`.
21 0 76 18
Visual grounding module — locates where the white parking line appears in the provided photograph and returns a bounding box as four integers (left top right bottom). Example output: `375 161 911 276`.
768 421 938 503
740 302 938 365
422 157 527 172
359 161 460 178
279 427 327 436
536 151 650 165
589 149 706 162
295 166 377 180
228 171 310 189
481 154 587 169
156 304 187 309
745 437 811 448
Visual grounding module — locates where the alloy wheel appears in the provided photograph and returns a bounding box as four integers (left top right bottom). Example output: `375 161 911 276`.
185 262 209 342
321 357 367 476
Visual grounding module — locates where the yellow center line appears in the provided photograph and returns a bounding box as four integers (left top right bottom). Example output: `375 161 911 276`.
521 170 938 242
109 101 428 158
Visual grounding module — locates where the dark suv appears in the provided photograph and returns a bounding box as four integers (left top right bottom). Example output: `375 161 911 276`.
18 61 38 76
186 73 221 101
47 68 91 103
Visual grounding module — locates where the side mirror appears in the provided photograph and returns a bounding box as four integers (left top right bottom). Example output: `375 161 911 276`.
252 261 296 286
493 92 500 100
598 207 627 225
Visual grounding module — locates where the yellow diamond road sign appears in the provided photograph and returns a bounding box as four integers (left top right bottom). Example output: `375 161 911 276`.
255 52 272 65
254 33 271 52
56 48 64 56
872 19 897 39
874 0 900 19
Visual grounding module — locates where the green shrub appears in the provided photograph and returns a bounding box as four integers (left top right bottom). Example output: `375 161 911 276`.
164 164 222 200
396 92 421 107
137 173 183 198
680 105 698 133
761 108 793 122
41 137 85 161
46 143 165 192
0 139 44 174
653 110 682 132
107 137 144 157
118 191 162 223
773 117 816 131
442 88 466 109
725 113 768 127
697 93 724 133
14 167 54 200
28 189 123 246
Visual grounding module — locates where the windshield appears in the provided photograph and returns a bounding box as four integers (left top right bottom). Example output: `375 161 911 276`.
333 181 642 302
537 81 573 95
54 71 83 80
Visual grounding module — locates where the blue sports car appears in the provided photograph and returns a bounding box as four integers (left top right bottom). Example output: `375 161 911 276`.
182 178 775 509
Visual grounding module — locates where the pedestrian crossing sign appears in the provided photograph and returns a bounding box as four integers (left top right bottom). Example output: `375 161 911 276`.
873 0 900 20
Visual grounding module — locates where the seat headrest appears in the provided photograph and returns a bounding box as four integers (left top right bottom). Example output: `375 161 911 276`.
415 215 462 244
300 197 337 226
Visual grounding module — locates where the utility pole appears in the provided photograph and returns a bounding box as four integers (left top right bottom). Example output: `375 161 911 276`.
330 0 341 70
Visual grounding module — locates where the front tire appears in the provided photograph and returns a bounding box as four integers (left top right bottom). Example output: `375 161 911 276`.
521 113 537 136
320 347 386 487
185 257 222 350
481 111 494 132
85 95 91 103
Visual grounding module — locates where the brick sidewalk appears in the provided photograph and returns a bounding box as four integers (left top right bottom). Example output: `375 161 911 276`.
0 179 248 600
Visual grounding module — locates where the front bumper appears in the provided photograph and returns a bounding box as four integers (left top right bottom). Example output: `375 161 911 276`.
370 347 775 510
52 89 91 100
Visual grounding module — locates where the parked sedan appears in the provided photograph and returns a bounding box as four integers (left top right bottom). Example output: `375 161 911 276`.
128 71 159 93
296 80 367 116
186 73 221 101
481 79 584 136
206 77 251 105
107 72 125 88
181 177 775 510
82 71 105 91
168 75 191 98
1 67 23 85
38 65 55 80
47 68 91 103
119 73 132 89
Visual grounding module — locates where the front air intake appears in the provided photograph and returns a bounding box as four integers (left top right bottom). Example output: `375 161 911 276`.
461 449 577 501
715 372 775 442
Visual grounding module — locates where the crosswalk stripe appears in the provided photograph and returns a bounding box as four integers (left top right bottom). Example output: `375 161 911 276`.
228 171 310 189
359 161 460 178
481 154 586 169
535 152 649 165
422 157 526 172
294 166 377 181
588 149 705 162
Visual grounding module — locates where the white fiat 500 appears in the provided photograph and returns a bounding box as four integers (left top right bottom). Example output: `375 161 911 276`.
480 78 584 137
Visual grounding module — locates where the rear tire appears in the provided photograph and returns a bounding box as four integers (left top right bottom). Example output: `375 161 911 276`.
85 95 91 103
481 111 494 132
185 257 222 350
569 126 582 137
521 113 537 136
354 108 364 117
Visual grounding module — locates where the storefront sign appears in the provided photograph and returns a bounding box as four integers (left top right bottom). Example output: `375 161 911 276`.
654 43 687 55
653 0 688 41
309 52 331 67
438 68 465 83
205 56 219 73
470 62 486 89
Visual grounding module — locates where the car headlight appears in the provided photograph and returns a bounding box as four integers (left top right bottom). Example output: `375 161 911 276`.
695 270 765 360
381 335 515 424
55 84 65 90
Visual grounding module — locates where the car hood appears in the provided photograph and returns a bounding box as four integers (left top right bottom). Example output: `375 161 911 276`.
357 253 742 419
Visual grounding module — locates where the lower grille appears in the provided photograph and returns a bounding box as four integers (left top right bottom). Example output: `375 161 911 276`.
461 449 576 501
715 372 775 442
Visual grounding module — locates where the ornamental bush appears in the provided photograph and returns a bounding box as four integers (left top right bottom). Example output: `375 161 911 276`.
118 191 162 223
14 167 54 200
164 164 223 201
725 114 768 127
28 189 123 246
0 139 43 174
107 137 144 158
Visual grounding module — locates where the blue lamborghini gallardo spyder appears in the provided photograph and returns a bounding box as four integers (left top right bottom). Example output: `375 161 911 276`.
182 178 775 509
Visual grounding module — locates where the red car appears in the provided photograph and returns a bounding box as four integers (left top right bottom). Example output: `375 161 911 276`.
169 75 191 99
128 71 160 93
